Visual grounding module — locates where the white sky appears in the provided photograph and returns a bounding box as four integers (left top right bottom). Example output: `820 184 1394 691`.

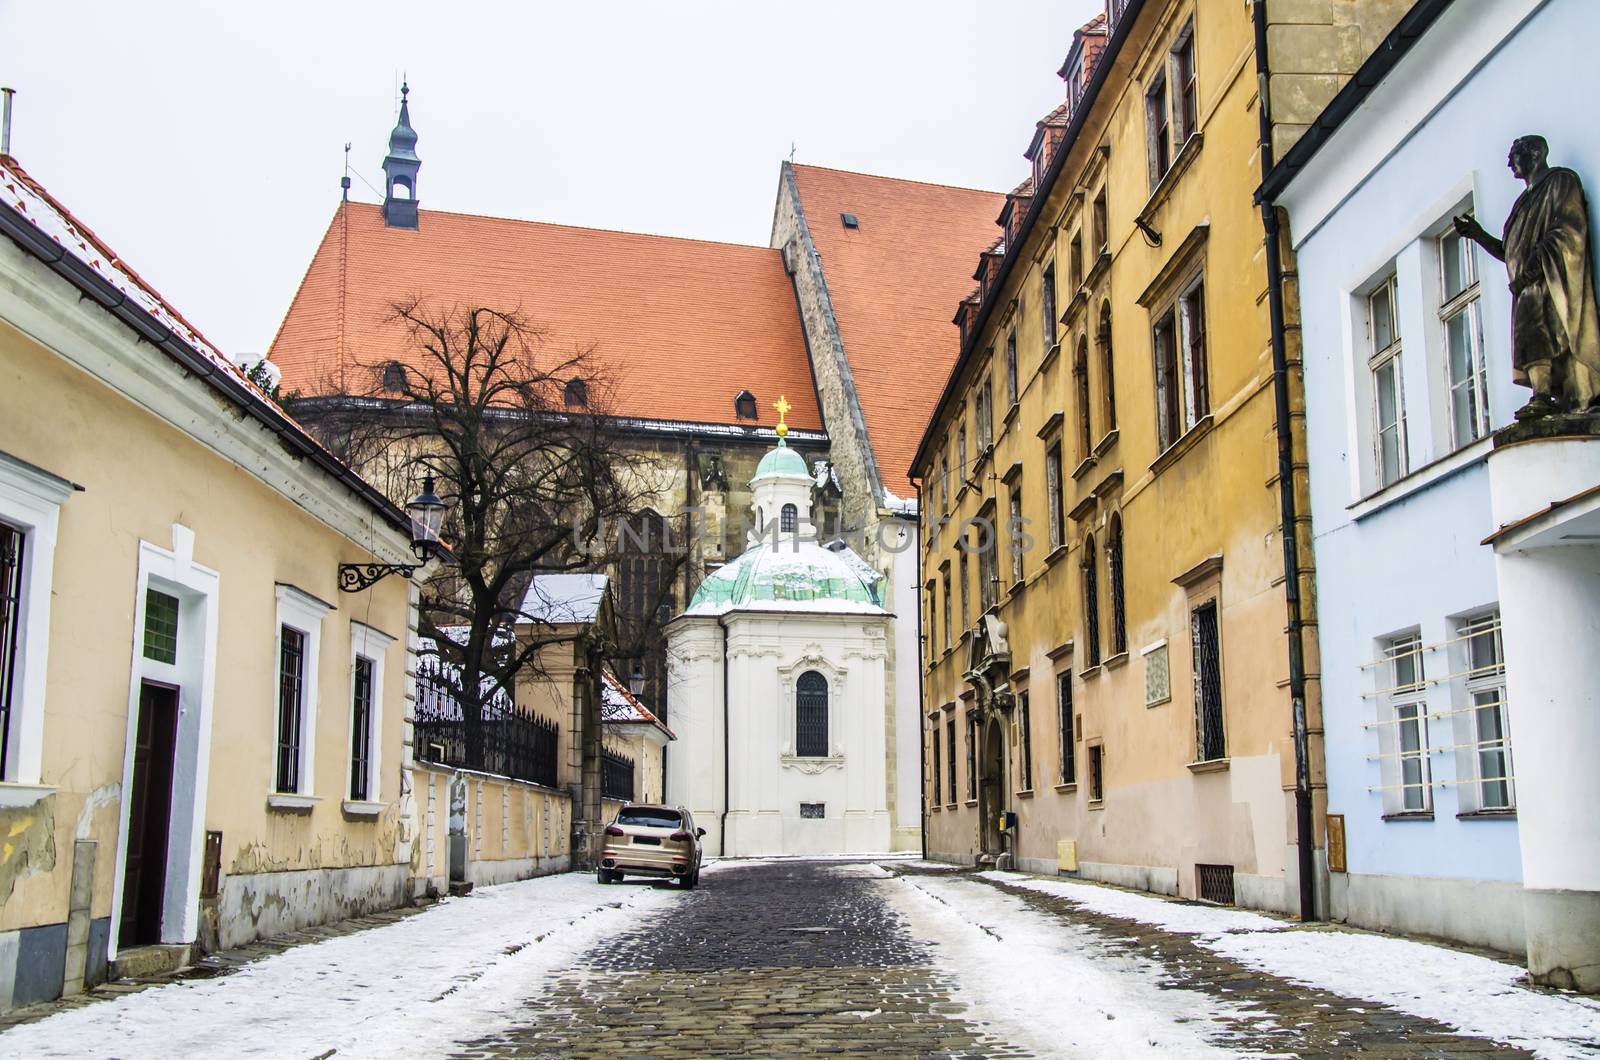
0 1 1099 355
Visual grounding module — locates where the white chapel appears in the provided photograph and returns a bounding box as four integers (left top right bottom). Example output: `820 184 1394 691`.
665 406 894 856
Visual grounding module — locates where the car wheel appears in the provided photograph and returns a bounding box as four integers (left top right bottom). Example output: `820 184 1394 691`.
596 868 612 884
680 870 697 890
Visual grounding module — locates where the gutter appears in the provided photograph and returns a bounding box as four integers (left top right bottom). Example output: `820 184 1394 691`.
719 615 731 857
915 479 928 862
0 198 416 545
909 0 1147 475
1252 0 1318 922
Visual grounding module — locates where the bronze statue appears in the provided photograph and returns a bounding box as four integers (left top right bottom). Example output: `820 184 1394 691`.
1454 135 1600 418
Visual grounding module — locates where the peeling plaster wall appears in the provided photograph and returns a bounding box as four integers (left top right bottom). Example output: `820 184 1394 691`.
216 864 410 951
410 764 573 897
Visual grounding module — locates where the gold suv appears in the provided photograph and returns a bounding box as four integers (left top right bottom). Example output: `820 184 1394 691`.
598 804 705 888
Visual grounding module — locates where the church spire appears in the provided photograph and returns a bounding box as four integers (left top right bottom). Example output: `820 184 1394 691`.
381 81 421 229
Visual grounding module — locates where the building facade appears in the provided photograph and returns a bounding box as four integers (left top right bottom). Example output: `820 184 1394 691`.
0 157 427 1007
913 0 1406 912
1266 0 1599 981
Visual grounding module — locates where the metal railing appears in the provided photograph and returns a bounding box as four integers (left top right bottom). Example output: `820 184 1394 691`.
414 662 559 788
601 748 635 802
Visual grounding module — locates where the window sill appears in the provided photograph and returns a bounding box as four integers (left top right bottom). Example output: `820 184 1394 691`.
1081 664 1103 680
1054 782 1077 794
267 793 321 812
1016 788 1035 799
1149 414 1215 476
1348 436 1492 522
1093 429 1120 458
1087 798 1106 811
1044 544 1070 568
1039 342 1062 376
1137 131 1203 228
1381 811 1435 821
0 782 57 809
1085 249 1111 290
964 799 979 808
1102 651 1129 670
1187 758 1230 774
1007 578 1027 599
1003 402 1021 429
1070 455 1097 482
1061 288 1089 330
782 755 845 773
1457 809 1517 820
342 799 386 818
930 803 942 813
1146 696 1171 709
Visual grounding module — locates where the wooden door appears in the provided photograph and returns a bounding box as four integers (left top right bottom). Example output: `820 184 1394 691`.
121 682 178 947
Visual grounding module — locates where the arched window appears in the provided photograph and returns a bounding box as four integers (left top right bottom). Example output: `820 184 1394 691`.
1081 534 1101 667
796 671 829 757
617 510 671 716
381 360 407 394
563 378 588 407
1107 514 1127 656
780 503 797 532
1099 303 1117 431
734 390 758 421
1075 337 1093 459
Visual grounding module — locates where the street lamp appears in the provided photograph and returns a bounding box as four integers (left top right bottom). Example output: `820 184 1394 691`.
628 663 646 697
339 474 448 592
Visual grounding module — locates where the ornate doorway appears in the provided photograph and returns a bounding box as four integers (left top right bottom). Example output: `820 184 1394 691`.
979 716 1006 855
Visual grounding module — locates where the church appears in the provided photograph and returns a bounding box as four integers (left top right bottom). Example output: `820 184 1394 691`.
264 86 1004 853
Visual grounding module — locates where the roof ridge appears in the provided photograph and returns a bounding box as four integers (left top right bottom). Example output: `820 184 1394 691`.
341 198 782 254
789 162 1003 198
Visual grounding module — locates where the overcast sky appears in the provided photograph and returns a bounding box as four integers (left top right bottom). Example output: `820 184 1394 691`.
1 1 1098 355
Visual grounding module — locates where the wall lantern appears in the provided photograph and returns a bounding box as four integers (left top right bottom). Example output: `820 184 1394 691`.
338 474 447 592
628 664 647 697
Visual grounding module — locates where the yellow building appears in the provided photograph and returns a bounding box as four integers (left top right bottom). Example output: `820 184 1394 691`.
0 156 432 1007
914 0 1406 913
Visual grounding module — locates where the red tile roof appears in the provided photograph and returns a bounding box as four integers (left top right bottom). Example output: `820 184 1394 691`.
788 165 1004 491
268 203 822 431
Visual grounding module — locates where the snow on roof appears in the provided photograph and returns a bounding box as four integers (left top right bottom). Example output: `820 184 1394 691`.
519 573 608 625
600 670 674 739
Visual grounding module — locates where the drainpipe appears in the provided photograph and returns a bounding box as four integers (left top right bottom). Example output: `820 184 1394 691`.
719 616 730 857
1 88 14 155
1253 0 1319 922
914 480 928 862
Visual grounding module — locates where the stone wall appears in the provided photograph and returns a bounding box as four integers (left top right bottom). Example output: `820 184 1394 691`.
1266 0 1413 158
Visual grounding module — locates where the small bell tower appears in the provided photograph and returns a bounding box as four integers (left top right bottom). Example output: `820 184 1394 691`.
381 82 421 229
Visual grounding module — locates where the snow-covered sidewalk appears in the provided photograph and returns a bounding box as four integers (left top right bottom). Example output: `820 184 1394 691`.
981 870 1600 1059
0 872 684 1059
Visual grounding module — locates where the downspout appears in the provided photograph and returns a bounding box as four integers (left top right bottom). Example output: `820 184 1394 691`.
1253 0 1319 922
719 615 730 857
914 480 928 862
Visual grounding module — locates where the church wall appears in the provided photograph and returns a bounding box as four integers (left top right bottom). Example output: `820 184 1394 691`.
663 619 727 852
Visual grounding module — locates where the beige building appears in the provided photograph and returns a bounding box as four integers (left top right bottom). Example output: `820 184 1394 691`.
0 156 440 1007
914 0 1406 913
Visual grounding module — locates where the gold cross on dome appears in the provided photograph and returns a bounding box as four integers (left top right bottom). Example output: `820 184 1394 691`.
774 395 791 438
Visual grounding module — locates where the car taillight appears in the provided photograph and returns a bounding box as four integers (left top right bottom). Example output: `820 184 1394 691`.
670 830 692 841
604 825 624 837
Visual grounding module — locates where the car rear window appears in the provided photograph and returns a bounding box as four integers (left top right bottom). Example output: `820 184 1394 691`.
616 807 682 829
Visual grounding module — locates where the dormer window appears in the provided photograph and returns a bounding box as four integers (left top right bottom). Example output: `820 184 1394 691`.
734 390 758 421
381 361 407 394
563 378 588 408
841 213 860 229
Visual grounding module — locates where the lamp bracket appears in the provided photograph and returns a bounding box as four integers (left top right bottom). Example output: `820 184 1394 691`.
338 562 420 593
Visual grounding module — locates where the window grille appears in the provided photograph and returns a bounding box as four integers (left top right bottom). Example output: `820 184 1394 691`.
276 626 306 793
1042 264 1058 348
800 802 825 819
946 716 957 804
0 525 23 778
1075 340 1093 459
1191 600 1226 761
1057 671 1075 785
1463 613 1512 810
1144 643 1171 706
780 504 797 533
143 589 180 665
1107 517 1127 656
1018 692 1033 791
1099 304 1117 431
1081 536 1101 667
1196 863 1235 905
1439 231 1489 447
1088 744 1104 801
1368 276 1407 487
966 715 978 801
1046 441 1064 548
796 671 829 758
1383 633 1430 812
602 748 635 802
350 655 374 801
931 723 942 805
942 575 952 650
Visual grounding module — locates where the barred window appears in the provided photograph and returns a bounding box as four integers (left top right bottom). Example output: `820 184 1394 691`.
1075 339 1093 460
959 550 970 631
931 722 942 805
276 626 306 794
946 716 957 805
1460 612 1512 811
1191 600 1226 762
1381 632 1429 813
1081 535 1101 667
0 525 23 778
1089 743 1104 802
1057 671 1075 786
1107 515 1127 656
966 714 978 801
780 504 797 533
350 655 375 801
1018 691 1034 792
796 670 829 758
1099 303 1117 432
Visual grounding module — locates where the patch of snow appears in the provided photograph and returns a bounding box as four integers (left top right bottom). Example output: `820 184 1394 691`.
888 875 1276 1057
982 871 1290 936
1207 930 1600 1059
0 872 677 1060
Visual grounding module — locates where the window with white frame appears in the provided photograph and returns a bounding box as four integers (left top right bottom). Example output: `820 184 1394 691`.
1153 274 1209 452
0 452 73 793
1368 274 1408 487
1380 631 1430 814
274 584 331 797
1439 230 1490 448
1457 611 1513 812
348 622 394 807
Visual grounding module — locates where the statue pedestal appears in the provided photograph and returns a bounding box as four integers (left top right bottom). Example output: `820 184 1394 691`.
1485 425 1600 992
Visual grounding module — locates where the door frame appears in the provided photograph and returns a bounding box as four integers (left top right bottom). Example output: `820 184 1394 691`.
109 529 218 960
121 678 180 946
979 715 1007 854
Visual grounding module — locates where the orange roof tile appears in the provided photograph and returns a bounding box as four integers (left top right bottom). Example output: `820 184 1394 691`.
789 165 1004 491
268 203 821 431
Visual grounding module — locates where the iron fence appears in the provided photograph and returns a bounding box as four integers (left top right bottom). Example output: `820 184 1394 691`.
601 748 635 802
414 662 559 788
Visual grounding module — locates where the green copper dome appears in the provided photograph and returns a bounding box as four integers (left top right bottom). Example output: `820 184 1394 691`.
686 543 884 615
754 443 810 480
